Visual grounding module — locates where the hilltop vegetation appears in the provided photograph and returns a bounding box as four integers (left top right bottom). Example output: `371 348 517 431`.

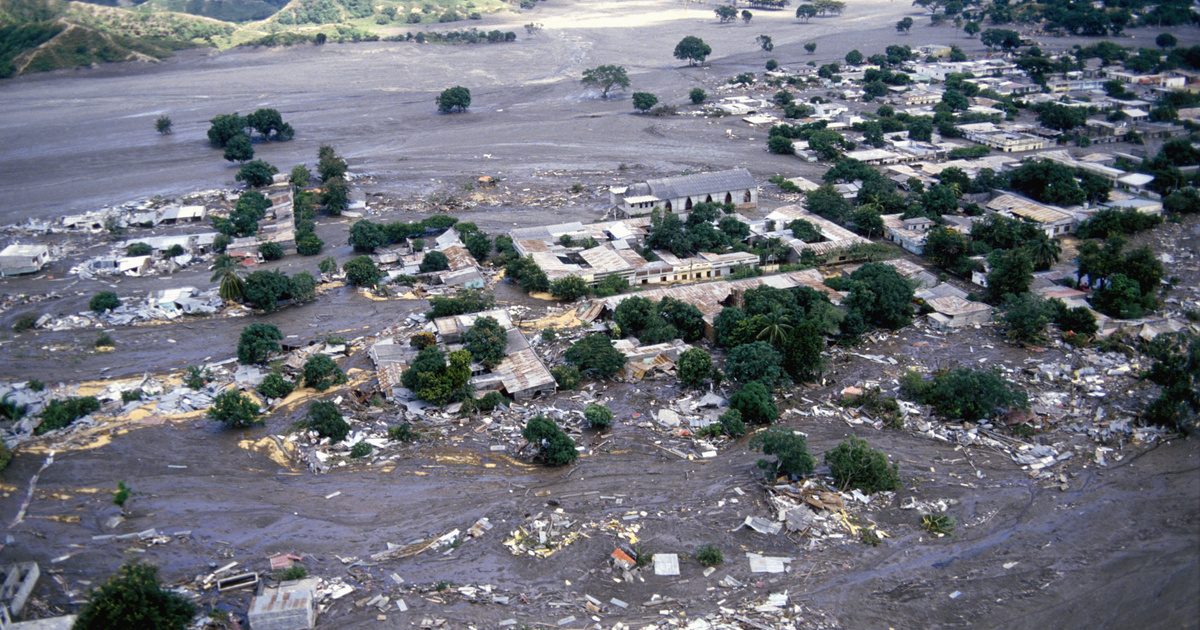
1 0 516 77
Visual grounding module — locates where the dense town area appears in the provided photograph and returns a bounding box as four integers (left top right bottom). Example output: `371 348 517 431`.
1 0 1199 628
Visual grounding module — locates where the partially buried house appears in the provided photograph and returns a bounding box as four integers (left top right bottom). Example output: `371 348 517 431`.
610 168 758 216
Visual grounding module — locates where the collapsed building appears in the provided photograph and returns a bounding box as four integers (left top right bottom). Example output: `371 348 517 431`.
371 308 556 401
226 177 297 262
511 217 759 288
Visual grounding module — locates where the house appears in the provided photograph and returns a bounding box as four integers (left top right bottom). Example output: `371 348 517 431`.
881 214 933 255
610 169 758 216
759 205 872 264
0 243 51 276
987 193 1075 237
928 296 992 330
160 205 207 224
1103 196 1163 216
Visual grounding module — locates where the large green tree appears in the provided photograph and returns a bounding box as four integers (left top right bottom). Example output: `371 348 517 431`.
674 35 712 66
75 563 195 630
581 64 631 98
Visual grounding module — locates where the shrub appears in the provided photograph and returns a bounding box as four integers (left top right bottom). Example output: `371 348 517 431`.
552 365 581 390
428 289 495 318
900 368 1027 421
121 389 143 403
388 423 419 442
419 250 450 272
94 333 115 348
695 545 723 567
126 242 153 256
350 442 373 458
550 275 590 301
303 355 347 391
719 408 747 437
754 428 814 479
689 87 707 104
74 563 196 630
730 381 777 424
36 397 101 435
1000 293 1052 346
410 332 437 349
584 403 614 429
921 513 955 536
0 442 11 472
90 291 121 313
183 366 211 390
258 372 295 399
259 242 285 261
522 416 578 466
12 313 38 332
1 394 26 421
112 481 131 507
207 390 261 428
676 348 713 388
825 437 900 493
237 323 283 365
466 391 507 413
343 256 383 287
306 401 349 442
318 256 339 274
277 565 307 581
840 387 902 428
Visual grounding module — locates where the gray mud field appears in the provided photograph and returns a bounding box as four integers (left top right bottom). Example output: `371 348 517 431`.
1 0 1199 628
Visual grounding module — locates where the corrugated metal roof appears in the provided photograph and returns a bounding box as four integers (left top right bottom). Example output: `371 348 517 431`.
645 168 756 200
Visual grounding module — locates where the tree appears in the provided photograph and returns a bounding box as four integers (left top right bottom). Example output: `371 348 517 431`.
754 428 813 478
402 347 471 405
207 113 246 148
901 368 1027 421
674 36 712 66
464 316 507 368
247 108 292 140
1023 233 1061 271
154 115 172 135
963 21 980 37
1142 333 1199 434
1091 273 1151 319
725 341 784 385
565 334 626 378
317 145 347 182
796 4 817 21
464 231 491 261
1156 32 1177 49
235 160 278 188
1032 103 1088 133
303 354 347 392
715 4 738 22
419 250 450 273
1001 293 1052 346
742 9 752 23
731 380 778 424
344 256 382 287
985 248 1033 304
980 28 1021 51
223 133 254 163
349 220 387 253
756 34 773 52
584 403 614 429
242 270 292 311
237 323 282 365
896 16 913 33
923 227 970 273
843 263 914 330
208 390 261 428
780 318 825 383
581 64 631 98
767 135 794 155
825 436 899 493
436 86 472 113
258 372 295 399
845 49 863 65
211 256 245 302
290 165 312 187
306 401 349 442
506 256 550 292
74 563 195 630
523 416 577 466
804 42 816 54
1164 187 1200 214
689 88 707 104
657 297 705 341
849 206 883 238
632 92 658 112
550 275 590 301
677 347 713 388
90 291 120 313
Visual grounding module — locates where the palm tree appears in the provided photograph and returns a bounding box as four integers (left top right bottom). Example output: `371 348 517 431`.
211 255 245 303
755 315 793 346
1025 234 1062 271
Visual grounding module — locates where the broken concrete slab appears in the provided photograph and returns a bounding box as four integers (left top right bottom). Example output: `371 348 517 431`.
746 553 791 574
653 553 680 576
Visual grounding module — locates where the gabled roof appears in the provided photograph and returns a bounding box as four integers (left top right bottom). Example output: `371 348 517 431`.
644 168 755 200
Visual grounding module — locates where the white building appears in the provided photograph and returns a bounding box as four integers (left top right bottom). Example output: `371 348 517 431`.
0 243 51 276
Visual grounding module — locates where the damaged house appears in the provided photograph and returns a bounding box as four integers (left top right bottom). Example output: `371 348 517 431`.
609 168 758 216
